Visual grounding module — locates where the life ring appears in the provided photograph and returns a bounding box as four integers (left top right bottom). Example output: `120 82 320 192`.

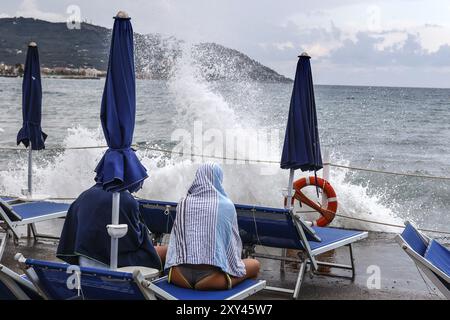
284 176 338 227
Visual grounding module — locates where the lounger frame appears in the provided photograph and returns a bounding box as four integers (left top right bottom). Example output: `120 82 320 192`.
19 256 151 300
139 200 368 300
133 274 266 300
19 255 265 300
395 222 450 299
246 211 367 299
0 199 67 242
0 264 41 300
0 233 6 261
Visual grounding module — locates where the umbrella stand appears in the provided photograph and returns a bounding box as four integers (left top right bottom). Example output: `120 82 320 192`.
107 192 128 269
27 147 32 197
286 168 295 209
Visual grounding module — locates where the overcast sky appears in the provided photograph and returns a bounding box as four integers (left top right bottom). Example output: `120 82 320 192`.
1 0 450 88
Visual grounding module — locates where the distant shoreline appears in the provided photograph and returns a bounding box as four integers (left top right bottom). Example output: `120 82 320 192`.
0 74 103 80
0 63 106 79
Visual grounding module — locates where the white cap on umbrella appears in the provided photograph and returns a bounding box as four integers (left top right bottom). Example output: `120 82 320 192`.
116 11 129 18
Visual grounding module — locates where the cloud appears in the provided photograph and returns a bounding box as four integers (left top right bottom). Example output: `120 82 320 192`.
16 0 66 22
327 31 450 67
0 13 10 18
2 0 450 86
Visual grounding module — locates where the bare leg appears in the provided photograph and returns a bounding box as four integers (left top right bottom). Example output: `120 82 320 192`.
155 245 168 264
229 258 260 287
195 258 261 290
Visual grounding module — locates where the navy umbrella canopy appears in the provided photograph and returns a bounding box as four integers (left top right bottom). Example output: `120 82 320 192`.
281 54 322 172
94 11 147 269
281 53 322 207
94 14 148 193
17 43 47 150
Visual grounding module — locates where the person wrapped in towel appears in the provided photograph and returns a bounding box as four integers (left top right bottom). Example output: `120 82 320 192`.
165 163 260 290
57 184 166 269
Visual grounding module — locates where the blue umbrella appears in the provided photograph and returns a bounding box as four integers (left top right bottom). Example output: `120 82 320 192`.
281 53 322 207
94 11 148 269
17 42 47 197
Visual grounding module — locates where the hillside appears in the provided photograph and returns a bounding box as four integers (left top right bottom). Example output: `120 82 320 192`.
0 17 291 82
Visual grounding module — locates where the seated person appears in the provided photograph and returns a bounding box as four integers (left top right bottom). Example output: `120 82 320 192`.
57 183 166 270
165 163 260 290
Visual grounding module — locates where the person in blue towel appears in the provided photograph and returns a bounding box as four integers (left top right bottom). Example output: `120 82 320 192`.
57 184 166 270
165 163 260 290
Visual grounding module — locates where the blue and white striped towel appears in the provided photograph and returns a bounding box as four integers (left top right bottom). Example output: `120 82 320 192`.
165 163 246 277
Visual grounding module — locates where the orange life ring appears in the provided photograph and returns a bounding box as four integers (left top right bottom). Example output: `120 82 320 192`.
284 176 338 227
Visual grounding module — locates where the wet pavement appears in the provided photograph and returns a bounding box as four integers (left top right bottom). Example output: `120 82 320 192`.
0 220 446 300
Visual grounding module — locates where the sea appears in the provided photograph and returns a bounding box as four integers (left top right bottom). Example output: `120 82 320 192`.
0 58 449 235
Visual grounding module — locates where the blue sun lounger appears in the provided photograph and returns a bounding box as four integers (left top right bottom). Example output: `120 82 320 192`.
0 263 42 300
0 199 70 241
396 222 450 299
138 199 368 299
17 255 265 300
148 276 265 300
0 233 42 299
0 197 15 204
20 257 151 300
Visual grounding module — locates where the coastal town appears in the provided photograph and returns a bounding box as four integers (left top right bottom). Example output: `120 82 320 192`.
0 63 105 79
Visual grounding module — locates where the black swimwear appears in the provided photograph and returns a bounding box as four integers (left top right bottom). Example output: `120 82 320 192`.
168 264 232 289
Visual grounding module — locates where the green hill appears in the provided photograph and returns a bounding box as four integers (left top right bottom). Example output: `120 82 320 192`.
0 17 291 82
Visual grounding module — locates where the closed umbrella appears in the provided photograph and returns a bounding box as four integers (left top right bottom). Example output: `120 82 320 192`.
281 53 322 208
17 42 47 197
94 11 148 269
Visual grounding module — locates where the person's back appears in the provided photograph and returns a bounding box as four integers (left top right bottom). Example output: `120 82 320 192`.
57 184 165 269
165 163 260 290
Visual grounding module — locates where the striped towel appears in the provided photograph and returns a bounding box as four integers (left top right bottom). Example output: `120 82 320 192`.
165 163 246 277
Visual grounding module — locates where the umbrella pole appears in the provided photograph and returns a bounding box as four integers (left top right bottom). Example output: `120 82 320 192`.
286 168 295 209
110 192 120 269
107 192 128 269
27 147 32 197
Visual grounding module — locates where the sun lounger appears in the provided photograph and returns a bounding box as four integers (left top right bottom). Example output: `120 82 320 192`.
17 255 265 300
396 222 450 299
0 263 42 300
20 257 151 300
138 199 368 299
0 197 15 204
0 199 70 241
146 276 265 300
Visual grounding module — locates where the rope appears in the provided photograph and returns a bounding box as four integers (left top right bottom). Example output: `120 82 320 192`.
334 213 450 236
0 144 279 163
1 144 449 180
327 163 450 181
140 146 281 163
